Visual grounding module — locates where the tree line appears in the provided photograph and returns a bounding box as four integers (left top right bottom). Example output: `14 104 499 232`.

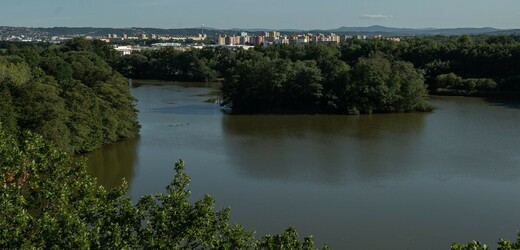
340 35 520 96
114 35 520 114
221 50 431 114
0 38 140 153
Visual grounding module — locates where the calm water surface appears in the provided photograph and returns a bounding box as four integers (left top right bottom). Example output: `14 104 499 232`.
87 81 520 249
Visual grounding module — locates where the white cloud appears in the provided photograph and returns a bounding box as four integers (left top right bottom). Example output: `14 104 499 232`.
359 14 393 21
135 0 169 7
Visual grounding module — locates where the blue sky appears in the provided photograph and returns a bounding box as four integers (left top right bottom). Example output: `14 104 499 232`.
1 0 519 29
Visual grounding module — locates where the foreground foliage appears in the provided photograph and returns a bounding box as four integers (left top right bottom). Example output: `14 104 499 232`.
451 233 520 250
0 38 139 153
0 127 329 249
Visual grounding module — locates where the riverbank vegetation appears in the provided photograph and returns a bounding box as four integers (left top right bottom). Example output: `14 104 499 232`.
0 39 139 153
0 127 329 249
451 236 520 250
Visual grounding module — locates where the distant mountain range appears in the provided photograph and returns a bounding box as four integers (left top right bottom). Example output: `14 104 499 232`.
322 25 520 36
192 25 520 36
1 25 519 37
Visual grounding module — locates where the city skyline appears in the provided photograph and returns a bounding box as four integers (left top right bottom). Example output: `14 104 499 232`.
1 0 519 30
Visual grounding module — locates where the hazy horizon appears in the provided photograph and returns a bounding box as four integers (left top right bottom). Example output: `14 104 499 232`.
0 24 516 31
1 0 519 30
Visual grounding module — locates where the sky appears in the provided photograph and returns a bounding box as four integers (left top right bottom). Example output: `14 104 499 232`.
1 0 519 30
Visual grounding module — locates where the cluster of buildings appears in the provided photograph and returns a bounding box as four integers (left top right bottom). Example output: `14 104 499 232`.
102 31 401 46
0 34 70 43
1 26 402 57
99 33 208 43
215 31 399 46
113 42 211 55
110 31 403 55
217 31 343 46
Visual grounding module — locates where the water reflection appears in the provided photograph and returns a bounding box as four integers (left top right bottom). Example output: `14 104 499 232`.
222 113 428 184
131 79 221 89
484 97 520 110
151 104 222 115
86 137 139 190
425 97 520 180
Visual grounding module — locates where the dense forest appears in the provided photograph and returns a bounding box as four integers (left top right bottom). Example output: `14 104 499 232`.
114 35 520 114
0 39 139 153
